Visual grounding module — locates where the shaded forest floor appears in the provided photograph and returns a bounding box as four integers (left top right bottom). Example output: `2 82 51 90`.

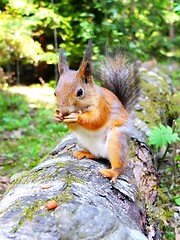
0 84 179 240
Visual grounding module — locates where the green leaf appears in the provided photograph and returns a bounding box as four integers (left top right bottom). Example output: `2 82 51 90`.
166 125 173 134
147 124 179 150
174 5 180 12
174 196 180 206
171 133 179 142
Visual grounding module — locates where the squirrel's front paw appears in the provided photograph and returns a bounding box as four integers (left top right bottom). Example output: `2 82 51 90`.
63 110 82 123
63 113 79 123
54 110 82 123
54 110 64 122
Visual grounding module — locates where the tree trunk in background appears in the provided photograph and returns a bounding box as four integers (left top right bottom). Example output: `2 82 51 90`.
51 0 59 83
16 59 20 85
169 0 175 54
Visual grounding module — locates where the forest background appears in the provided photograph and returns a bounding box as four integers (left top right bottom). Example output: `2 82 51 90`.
0 1 180 239
0 0 180 85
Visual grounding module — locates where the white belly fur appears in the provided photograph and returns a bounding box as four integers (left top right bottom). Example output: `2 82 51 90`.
74 119 132 159
74 126 109 159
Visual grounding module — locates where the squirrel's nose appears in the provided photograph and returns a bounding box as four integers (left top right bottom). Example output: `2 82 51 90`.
60 103 75 116
59 102 69 116
61 109 70 116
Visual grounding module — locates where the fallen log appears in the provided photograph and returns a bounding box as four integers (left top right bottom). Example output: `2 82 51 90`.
0 65 176 240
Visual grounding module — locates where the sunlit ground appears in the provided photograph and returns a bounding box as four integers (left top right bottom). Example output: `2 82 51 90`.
8 84 56 108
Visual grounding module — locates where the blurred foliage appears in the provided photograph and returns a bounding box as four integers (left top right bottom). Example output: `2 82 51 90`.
0 86 68 175
0 0 71 65
0 0 180 74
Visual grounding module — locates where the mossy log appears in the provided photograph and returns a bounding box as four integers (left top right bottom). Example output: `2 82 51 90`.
0 66 176 240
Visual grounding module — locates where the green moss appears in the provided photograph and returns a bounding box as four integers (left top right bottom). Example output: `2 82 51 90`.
2 156 86 233
145 187 175 238
18 159 75 185
136 74 171 127
75 166 87 171
10 169 85 232
55 160 73 168
4 171 29 195
167 92 180 123
129 141 136 159
146 203 174 230
21 169 42 184
60 173 85 202
11 199 47 233
13 172 29 184
38 154 51 164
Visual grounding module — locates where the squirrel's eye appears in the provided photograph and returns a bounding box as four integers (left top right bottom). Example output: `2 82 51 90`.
54 92 56 97
76 88 84 98
84 78 88 84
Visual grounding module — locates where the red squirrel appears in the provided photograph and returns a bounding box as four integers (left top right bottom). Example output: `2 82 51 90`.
54 41 139 183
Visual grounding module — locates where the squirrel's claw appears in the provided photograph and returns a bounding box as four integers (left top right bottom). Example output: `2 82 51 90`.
54 110 64 122
54 111 80 123
98 168 121 184
54 115 63 122
63 113 79 123
55 110 82 123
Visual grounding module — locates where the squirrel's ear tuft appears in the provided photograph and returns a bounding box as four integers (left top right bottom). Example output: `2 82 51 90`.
83 40 92 63
58 48 69 75
79 40 93 80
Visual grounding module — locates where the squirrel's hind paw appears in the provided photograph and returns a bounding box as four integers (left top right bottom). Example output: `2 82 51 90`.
98 168 121 183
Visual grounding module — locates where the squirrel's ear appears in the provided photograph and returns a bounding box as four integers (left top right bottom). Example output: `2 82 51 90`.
79 40 93 81
58 48 69 75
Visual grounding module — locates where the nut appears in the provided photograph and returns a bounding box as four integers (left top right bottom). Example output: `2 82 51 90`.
46 200 58 210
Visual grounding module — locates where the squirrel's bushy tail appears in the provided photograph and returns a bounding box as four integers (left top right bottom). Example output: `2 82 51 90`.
100 52 140 112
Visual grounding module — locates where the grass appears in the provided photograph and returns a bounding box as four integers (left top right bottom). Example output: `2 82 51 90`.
0 84 69 177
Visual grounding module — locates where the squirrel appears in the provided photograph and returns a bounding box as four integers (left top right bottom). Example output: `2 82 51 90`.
54 41 140 183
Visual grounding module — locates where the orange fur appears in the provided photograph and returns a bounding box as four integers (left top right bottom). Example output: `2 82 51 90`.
108 129 126 169
78 95 110 130
99 128 127 182
75 87 128 131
